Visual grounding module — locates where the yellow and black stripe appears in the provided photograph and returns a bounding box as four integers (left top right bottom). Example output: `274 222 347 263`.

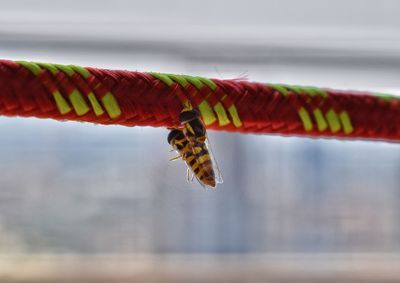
168 129 216 188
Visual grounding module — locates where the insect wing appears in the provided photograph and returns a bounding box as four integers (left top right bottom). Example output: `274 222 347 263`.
204 136 223 184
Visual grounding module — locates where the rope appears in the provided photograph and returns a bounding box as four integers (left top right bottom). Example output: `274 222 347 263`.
0 59 399 142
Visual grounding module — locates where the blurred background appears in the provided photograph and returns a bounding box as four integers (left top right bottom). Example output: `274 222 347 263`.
1 0 400 282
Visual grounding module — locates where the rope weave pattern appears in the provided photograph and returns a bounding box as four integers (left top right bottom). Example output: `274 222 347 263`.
0 59 399 141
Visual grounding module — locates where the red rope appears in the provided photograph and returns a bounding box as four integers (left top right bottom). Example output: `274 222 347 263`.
0 59 399 142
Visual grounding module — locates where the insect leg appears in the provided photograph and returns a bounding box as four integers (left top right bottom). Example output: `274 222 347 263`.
169 155 182 161
187 168 190 182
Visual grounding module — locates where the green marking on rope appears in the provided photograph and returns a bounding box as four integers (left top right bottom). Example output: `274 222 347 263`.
16 61 42 75
268 84 316 131
181 75 204 89
189 77 227 125
102 92 121 119
310 87 328 98
54 64 74 76
150 73 243 127
198 101 217 126
313 109 328 132
375 93 400 101
300 86 328 97
68 90 90 116
69 65 91 79
149 72 174 86
197 77 218 90
339 111 353 134
325 109 341 133
154 73 230 126
64 65 105 116
198 76 238 127
292 85 331 132
167 74 189 87
280 84 330 131
298 107 313 131
267 84 289 96
40 63 100 123
166 74 218 125
18 61 73 115
48 63 105 116
87 93 105 116
37 62 58 75
213 102 230 126
50 64 91 116
268 84 329 99
228 105 242 128
200 76 244 127
38 63 90 116
300 86 317 96
114 71 239 126
53 90 72 114
287 85 311 95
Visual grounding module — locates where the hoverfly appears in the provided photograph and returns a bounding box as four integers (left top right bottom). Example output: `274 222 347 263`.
168 106 222 188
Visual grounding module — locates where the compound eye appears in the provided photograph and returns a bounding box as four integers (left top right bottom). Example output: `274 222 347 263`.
179 109 200 124
167 129 185 144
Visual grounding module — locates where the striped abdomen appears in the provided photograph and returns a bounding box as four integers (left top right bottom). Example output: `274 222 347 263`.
168 129 216 188
187 142 216 188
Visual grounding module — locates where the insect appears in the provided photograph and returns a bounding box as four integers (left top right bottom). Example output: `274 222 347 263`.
168 106 222 188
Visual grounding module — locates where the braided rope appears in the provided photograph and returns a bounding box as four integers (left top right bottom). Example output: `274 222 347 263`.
0 59 399 141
